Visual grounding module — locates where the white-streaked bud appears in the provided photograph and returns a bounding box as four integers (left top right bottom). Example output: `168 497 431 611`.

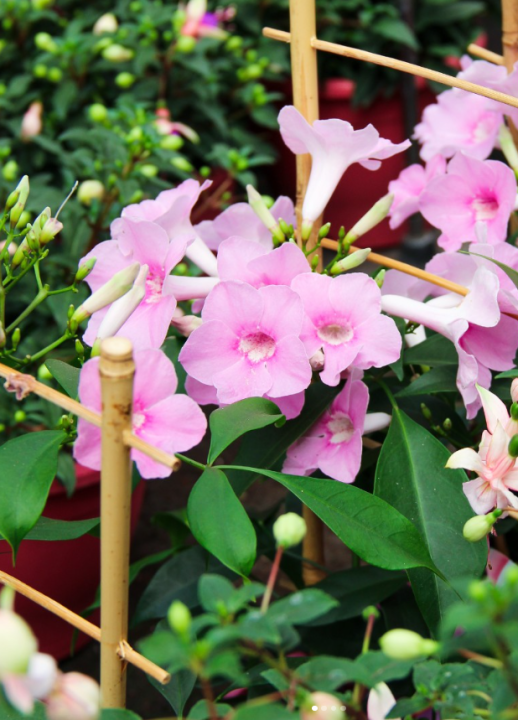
95 264 148 341
273 512 307 548
379 629 439 660
246 185 285 244
70 262 140 328
345 194 393 243
44 672 101 720
330 247 371 275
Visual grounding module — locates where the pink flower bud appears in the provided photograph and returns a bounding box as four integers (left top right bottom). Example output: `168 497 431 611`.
44 672 100 720
21 102 43 141
301 692 345 720
170 310 203 337
309 350 325 371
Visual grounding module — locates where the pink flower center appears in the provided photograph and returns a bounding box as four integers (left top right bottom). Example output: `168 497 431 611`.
317 322 353 346
238 332 276 363
472 193 499 222
145 271 164 304
327 412 354 444
472 114 495 143
133 411 146 431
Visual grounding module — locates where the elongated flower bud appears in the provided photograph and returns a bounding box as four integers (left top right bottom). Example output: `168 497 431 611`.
39 217 63 245
8 175 29 228
379 629 439 660
273 513 307 548
170 312 203 337
168 601 191 637
512 379 518 404
499 125 518 174
330 247 371 275
463 510 503 542
70 262 140 329
344 194 393 243
95 265 148 341
74 258 96 283
246 185 285 244
93 13 118 35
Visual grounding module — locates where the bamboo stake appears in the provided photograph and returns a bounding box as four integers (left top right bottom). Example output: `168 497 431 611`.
99 337 134 708
502 0 518 71
467 43 504 65
0 363 180 471
263 27 518 110
289 0 326 586
0 571 170 685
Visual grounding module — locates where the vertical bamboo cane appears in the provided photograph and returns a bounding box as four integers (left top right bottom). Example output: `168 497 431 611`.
289 0 326 585
502 0 518 234
99 337 135 708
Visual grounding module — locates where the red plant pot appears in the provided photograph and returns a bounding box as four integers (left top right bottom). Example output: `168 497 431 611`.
0 463 146 660
270 79 436 249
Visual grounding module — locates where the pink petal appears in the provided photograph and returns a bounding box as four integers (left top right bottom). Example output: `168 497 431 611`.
259 285 305 339
202 281 263 330
446 447 484 474
179 319 240 385
266 336 312 397
217 236 268 284
463 477 497 515
477 385 510 434
247 242 310 287
133 349 178 406
213 356 273 404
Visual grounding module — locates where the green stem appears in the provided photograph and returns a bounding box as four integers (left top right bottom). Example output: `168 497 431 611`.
25 332 70 364
261 545 284 613
6 285 49 333
175 453 206 471
33 261 43 292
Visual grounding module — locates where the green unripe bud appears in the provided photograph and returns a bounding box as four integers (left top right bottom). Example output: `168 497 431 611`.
278 219 291 236
463 509 503 542
261 195 274 209
374 268 386 289
34 64 48 78
199 166 211 178
0 608 38 675
102 44 134 62
75 257 97 283
245 50 257 63
14 410 26 424
75 339 85 359
168 601 191 636
509 434 518 458
89 103 109 123
379 629 439 660
3 160 19 182
443 418 452 431
420 403 432 422
139 164 158 178
338 226 346 241
31 0 54 8
273 512 307 549
318 222 331 240
0 424 5 433
47 67 63 82
245 63 263 80
311 255 319 272
511 402 518 422
225 36 243 52
77 180 105 206
37 363 53 381
170 157 193 173
115 72 136 88
35 32 57 53
127 127 144 143
160 134 184 151
173 262 189 276
0 84 6 96
468 579 489 602
128 190 144 204
362 605 380 621
11 328 21 350
16 210 31 228
175 36 196 54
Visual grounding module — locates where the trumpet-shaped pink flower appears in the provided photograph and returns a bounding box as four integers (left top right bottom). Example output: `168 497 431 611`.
419 153 516 251
115 179 218 276
458 56 518 127
80 219 190 350
195 196 295 251
278 105 410 226
388 155 446 229
217 237 310 287
291 273 401 387
414 90 502 161
74 349 206 479
179 281 312 405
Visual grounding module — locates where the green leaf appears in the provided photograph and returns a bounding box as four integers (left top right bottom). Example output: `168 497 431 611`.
100 712 142 720
162 337 187 393
373 17 419 50
188 701 232 719
374 409 487 635
45 359 80 397
403 333 458 367
149 669 196 717
0 431 63 558
396 366 458 397
223 467 441 574
267 589 338 626
23 516 99 541
233 705 295 720
198 574 235 612
297 652 412 691
208 398 285 465
496 369 518 379
187 469 257 576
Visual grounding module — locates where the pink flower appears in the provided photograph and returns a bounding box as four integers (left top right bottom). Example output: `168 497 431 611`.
487 548 517 584
80 219 190 350
180 0 227 39
414 90 502 161
217 237 310 287
419 153 516 251
154 108 199 144
388 155 446 229
283 376 383 484
278 106 410 232
44 672 100 720
447 387 518 514
291 273 401 387
458 56 518 128
21 102 43 141
116 179 218 276
179 281 312 405
74 349 206 479
195 196 295 251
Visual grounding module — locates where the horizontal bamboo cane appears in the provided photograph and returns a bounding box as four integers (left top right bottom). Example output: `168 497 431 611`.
467 43 505 65
263 27 518 109
0 571 171 685
0 363 180 471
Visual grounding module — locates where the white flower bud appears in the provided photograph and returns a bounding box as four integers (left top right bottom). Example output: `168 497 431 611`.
273 513 307 549
330 247 371 275
246 185 285 244
0 609 38 676
95 264 148 341
93 13 118 35
170 311 203 337
39 218 63 245
71 262 140 327
26 653 58 699
379 629 439 660
77 180 105 206
44 672 100 720
463 510 502 542
345 194 393 243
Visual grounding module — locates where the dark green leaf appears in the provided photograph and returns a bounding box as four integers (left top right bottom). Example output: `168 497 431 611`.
396 366 458 397
162 337 187 393
208 398 285 465
23 516 99 541
149 669 195 717
267 589 338 626
198 574 235 612
375 409 487 635
0 431 63 558
188 701 232 719
403 333 458 367
45 359 80 397
233 704 295 720
373 18 419 49
100 712 142 720
187 469 257 576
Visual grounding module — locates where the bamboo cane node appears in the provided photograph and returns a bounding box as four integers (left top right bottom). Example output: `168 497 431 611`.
100 337 134 361
503 37 518 48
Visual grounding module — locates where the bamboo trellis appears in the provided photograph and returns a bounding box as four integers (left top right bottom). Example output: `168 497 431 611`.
0 0 517 714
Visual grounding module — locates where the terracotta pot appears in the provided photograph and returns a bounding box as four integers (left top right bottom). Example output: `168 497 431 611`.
269 78 436 249
0 463 146 659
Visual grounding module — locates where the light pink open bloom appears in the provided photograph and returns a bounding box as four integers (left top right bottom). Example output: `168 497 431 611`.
195 196 295 251
80 219 190 350
74 349 206 479
388 155 446 229
283 376 390 484
447 385 518 514
278 105 410 227
179 281 312 405
458 56 518 127
291 273 402 387
217 236 310 287
419 153 516 251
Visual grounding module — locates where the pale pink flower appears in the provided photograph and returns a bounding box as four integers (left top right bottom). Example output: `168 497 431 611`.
180 0 227 39
116 179 218 276
419 153 516 251
80 219 190 350
291 273 401 387
283 376 390 484
447 387 518 514
458 56 518 127
21 101 43 141
388 155 446 229
179 281 312 405
367 683 400 720
278 105 410 231
2 653 58 715
74 349 206 479
195 196 295 251
154 108 199 143
217 236 310 287
487 548 517 584
414 90 502 161
44 672 100 720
